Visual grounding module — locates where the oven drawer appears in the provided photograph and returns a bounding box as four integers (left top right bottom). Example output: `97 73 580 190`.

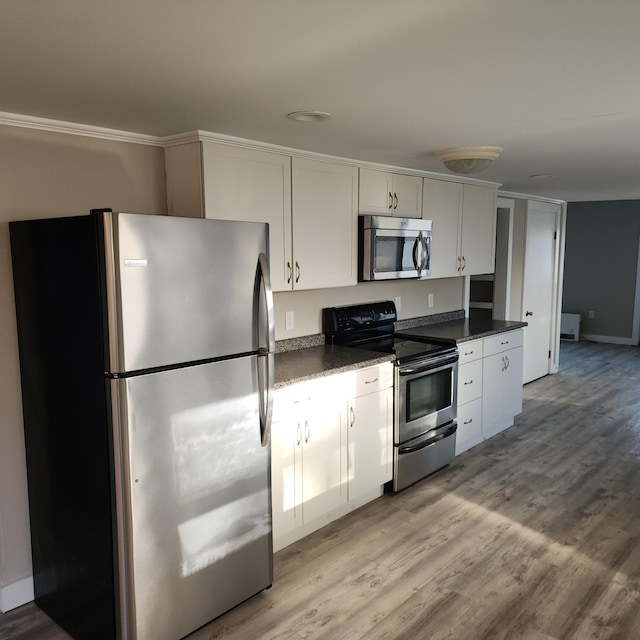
392 422 456 491
483 330 523 357
458 339 483 365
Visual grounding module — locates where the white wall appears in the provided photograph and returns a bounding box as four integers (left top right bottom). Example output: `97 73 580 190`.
0 124 166 611
274 277 464 339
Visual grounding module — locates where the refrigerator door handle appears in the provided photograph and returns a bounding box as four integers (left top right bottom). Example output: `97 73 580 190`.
257 252 275 447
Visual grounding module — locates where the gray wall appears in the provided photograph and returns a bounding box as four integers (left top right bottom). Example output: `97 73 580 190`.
563 200 640 341
0 124 167 608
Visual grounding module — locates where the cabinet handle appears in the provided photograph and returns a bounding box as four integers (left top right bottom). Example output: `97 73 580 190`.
501 340 510 345
388 192 393 209
505 355 510 369
525 310 534 317
304 420 310 443
464 350 474 356
350 406 355 428
287 261 292 284
464 418 473 425
296 424 302 446
501 356 506 372
364 377 379 385
295 261 301 283
457 256 462 272
461 256 466 271
393 193 398 210
464 380 473 385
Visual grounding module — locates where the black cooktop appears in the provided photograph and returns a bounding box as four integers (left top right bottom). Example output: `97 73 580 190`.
322 301 457 365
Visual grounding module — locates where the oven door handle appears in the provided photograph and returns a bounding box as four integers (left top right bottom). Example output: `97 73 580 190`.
399 353 459 376
398 422 457 454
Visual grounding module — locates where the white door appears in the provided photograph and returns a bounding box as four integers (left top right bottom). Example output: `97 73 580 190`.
521 206 558 383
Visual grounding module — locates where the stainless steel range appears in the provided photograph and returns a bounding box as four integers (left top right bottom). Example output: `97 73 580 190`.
323 301 458 492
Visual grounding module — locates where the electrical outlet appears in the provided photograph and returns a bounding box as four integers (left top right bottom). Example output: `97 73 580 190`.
428 293 434 308
285 311 295 330
395 296 401 312
588 310 595 319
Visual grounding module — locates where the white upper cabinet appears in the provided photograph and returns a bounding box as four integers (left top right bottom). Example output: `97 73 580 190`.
165 141 358 292
292 157 358 290
422 178 497 277
461 184 497 275
200 143 292 292
359 168 422 218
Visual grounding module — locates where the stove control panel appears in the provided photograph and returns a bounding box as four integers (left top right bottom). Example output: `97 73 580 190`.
322 301 397 334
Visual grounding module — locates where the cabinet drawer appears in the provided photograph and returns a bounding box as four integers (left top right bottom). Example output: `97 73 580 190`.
483 330 523 358
456 397 483 455
457 359 483 405
350 363 393 397
458 339 483 365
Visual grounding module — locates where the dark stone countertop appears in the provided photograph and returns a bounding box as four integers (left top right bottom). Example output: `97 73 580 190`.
274 344 394 389
395 317 528 344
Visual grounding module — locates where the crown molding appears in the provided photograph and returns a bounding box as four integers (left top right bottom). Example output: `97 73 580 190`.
0 111 504 188
0 111 164 146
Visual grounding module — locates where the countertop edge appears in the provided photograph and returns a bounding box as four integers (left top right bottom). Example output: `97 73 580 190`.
274 346 395 389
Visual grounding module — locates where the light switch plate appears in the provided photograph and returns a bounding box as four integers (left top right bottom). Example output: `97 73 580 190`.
285 311 295 330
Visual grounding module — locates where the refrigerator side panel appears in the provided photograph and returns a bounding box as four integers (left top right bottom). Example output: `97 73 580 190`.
114 356 272 640
104 213 269 373
9 217 117 640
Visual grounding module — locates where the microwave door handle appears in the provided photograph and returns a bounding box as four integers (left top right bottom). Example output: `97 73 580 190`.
424 234 431 272
418 232 428 274
412 231 423 276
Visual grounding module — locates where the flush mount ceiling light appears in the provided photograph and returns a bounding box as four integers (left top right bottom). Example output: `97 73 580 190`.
286 110 332 122
435 146 503 175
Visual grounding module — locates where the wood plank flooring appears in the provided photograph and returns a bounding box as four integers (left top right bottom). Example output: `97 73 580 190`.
2 340 640 639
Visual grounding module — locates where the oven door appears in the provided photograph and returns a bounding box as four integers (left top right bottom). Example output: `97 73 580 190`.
395 353 458 443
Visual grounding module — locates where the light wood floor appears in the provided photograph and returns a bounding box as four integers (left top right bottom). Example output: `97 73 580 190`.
3 340 640 640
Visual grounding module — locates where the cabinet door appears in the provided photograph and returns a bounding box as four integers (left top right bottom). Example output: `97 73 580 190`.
347 386 393 500
460 184 497 275
481 351 507 438
457 358 483 405
504 346 524 418
292 157 358 290
482 345 523 438
359 168 393 214
270 389 303 542
201 143 292 292
422 178 462 278
392 174 422 218
270 415 300 541
300 380 347 522
456 397 483 455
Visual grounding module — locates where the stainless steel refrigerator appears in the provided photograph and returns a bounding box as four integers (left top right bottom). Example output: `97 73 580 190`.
10 210 275 640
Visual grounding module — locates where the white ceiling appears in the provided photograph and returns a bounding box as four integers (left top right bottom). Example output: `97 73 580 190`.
3 0 640 202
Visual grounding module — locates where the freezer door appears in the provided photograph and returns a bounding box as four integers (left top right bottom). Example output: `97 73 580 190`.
100 212 270 373
110 356 272 640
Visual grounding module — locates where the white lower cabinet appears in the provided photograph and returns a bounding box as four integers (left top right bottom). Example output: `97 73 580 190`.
271 362 393 551
482 331 524 438
347 366 393 501
455 329 524 455
456 341 484 454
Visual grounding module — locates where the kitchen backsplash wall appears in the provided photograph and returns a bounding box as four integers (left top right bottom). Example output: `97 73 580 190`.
273 276 465 340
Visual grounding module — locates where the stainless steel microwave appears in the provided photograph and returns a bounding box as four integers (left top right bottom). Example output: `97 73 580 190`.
358 215 432 281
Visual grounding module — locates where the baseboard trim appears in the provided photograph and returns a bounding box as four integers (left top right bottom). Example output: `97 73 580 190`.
0 576 34 613
581 333 638 346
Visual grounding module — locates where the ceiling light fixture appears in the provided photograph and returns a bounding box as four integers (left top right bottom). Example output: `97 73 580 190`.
435 146 503 175
530 173 558 179
286 110 332 122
